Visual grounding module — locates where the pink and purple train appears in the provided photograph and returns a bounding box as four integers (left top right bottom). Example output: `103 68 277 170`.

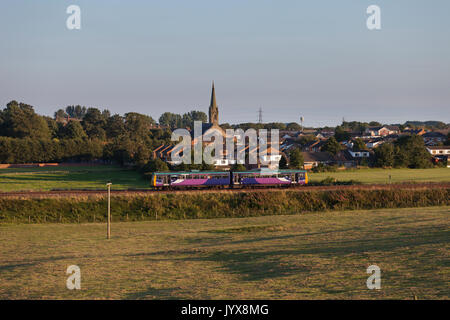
150 169 308 189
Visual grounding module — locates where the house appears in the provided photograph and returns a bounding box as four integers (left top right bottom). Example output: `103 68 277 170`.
366 138 384 149
426 146 450 156
348 150 370 158
365 126 399 137
402 128 426 136
332 150 357 168
301 140 326 152
422 132 447 146
333 149 372 167
302 152 334 169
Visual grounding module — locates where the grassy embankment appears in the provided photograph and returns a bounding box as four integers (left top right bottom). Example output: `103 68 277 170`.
0 187 448 223
0 206 448 299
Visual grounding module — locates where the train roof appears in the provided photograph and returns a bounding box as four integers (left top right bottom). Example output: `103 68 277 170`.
152 171 229 175
152 169 306 175
233 169 307 174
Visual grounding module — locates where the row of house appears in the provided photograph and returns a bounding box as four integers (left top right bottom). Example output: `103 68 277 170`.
151 84 448 170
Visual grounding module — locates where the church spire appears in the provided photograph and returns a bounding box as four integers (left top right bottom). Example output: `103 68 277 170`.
209 81 219 125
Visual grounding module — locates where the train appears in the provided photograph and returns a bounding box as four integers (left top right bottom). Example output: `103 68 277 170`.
150 169 308 189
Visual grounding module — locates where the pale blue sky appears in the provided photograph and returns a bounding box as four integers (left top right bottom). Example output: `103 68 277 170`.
0 0 449 126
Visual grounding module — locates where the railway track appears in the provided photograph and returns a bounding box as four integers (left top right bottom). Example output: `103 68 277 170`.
0 182 448 198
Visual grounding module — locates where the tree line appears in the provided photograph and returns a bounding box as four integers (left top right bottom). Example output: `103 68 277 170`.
0 101 174 165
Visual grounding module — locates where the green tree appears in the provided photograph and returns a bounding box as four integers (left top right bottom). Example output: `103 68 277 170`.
0 101 51 139
124 112 156 138
394 135 432 168
279 154 288 169
374 143 395 167
352 138 367 151
106 114 126 139
289 149 304 169
181 110 208 128
321 137 342 155
82 108 107 139
144 158 169 172
61 121 87 139
334 126 351 142
159 112 182 129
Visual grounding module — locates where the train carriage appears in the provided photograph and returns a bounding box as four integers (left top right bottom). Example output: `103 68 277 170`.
151 171 230 188
232 169 308 186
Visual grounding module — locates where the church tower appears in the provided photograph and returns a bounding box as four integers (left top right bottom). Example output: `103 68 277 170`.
209 82 219 126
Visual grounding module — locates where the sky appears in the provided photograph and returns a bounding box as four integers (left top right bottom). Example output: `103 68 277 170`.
0 0 449 127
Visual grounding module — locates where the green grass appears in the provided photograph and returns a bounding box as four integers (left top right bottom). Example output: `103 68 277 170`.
0 206 448 299
0 165 149 192
0 166 449 192
308 167 450 184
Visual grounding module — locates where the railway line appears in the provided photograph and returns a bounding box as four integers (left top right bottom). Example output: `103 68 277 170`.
0 182 448 198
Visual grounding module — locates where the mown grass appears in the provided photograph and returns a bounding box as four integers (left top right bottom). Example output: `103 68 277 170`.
0 206 448 299
308 167 450 184
0 165 148 192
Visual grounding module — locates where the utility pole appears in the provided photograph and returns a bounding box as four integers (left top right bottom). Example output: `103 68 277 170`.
106 182 112 239
300 116 304 132
258 107 263 124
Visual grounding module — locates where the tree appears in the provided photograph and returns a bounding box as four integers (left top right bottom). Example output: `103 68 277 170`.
334 126 351 142
65 105 87 119
352 138 367 151
321 137 342 155
279 154 288 169
232 163 247 171
135 145 151 167
144 158 169 172
61 121 87 139
1 101 51 139
181 110 208 128
106 114 126 139
394 135 432 168
374 143 394 167
286 122 301 131
54 109 68 119
159 112 182 129
125 113 155 136
82 108 107 139
289 149 304 169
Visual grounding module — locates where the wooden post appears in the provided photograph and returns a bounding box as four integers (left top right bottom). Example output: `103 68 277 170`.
107 183 112 239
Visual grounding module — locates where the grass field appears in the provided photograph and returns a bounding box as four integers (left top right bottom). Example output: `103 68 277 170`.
308 167 450 184
0 165 148 192
0 166 449 192
0 206 448 299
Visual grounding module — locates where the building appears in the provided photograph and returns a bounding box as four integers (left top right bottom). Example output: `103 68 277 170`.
426 146 450 156
302 152 334 169
365 126 399 137
422 132 447 146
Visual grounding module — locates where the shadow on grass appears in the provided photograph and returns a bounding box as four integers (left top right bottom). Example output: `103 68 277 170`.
126 228 448 282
